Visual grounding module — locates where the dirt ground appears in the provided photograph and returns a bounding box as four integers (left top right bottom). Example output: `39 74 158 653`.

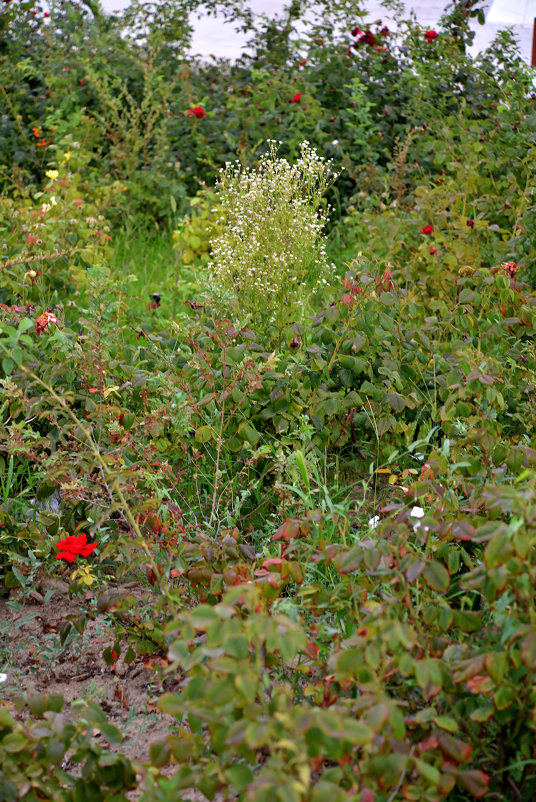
0 574 234 801
0 576 176 759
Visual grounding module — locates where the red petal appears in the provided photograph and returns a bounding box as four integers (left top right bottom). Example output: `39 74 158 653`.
56 536 76 550
55 551 77 563
78 543 98 557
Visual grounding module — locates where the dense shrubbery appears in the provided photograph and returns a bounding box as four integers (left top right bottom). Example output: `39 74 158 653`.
2 0 536 799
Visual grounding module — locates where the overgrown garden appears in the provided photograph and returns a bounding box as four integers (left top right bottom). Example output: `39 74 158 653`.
2 0 536 798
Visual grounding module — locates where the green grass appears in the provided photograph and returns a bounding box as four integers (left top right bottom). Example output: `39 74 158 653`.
111 227 199 321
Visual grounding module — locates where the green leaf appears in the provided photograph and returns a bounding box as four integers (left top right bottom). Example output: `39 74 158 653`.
0 709 15 728
189 604 221 627
157 693 183 717
18 318 34 333
150 739 171 767
238 422 261 446
453 610 481 633
433 715 459 733
486 652 507 683
447 550 460 575
2 358 14 375
27 695 48 717
470 702 494 723
294 450 310 494
386 392 406 412
225 764 253 791
99 722 123 745
484 531 512 569
59 620 72 646
336 647 363 677
2 733 27 752
124 645 137 664
423 560 450 593
414 757 440 785
195 425 213 443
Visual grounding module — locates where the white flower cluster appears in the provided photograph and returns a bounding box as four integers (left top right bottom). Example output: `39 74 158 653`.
208 142 338 334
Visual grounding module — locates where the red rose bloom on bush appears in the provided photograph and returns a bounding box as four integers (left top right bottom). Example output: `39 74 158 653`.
420 224 434 235
290 93 302 103
358 31 376 46
55 533 97 563
425 30 438 42
187 106 206 118
35 310 58 335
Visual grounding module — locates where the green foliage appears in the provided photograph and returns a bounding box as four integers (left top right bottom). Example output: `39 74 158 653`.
2 1 536 800
0 696 136 801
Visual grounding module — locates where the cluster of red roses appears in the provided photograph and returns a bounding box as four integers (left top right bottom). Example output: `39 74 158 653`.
350 25 389 47
351 25 438 45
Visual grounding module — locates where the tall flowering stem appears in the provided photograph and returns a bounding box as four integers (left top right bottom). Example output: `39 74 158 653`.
209 141 339 341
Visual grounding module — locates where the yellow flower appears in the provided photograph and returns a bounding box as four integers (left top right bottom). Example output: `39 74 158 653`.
45 169 59 180
60 151 73 164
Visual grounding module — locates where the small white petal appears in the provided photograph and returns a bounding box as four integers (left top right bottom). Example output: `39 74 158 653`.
368 515 380 529
410 506 425 518
0 674 7 684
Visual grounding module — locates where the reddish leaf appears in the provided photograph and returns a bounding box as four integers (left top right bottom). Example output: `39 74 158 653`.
438 733 472 764
423 560 450 593
465 674 494 694
455 769 490 798
274 520 301 542
521 631 536 670
450 521 475 541
418 734 439 753
453 655 486 684
406 560 426 583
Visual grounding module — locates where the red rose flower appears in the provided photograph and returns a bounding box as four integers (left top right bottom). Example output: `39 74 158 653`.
55 533 97 563
425 30 438 42
420 224 434 235
35 310 58 335
351 27 362 37
187 107 206 118
290 93 302 103
502 261 518 278
358 31 376 46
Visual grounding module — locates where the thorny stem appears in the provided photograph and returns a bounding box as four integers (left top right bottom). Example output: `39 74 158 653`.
386 746 415 802
16 361 158 575
209 341 227 526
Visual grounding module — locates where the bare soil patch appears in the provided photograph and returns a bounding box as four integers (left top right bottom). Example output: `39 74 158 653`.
0 577 174 764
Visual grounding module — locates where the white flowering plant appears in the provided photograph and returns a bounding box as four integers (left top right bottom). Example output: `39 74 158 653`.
208 141 339 341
